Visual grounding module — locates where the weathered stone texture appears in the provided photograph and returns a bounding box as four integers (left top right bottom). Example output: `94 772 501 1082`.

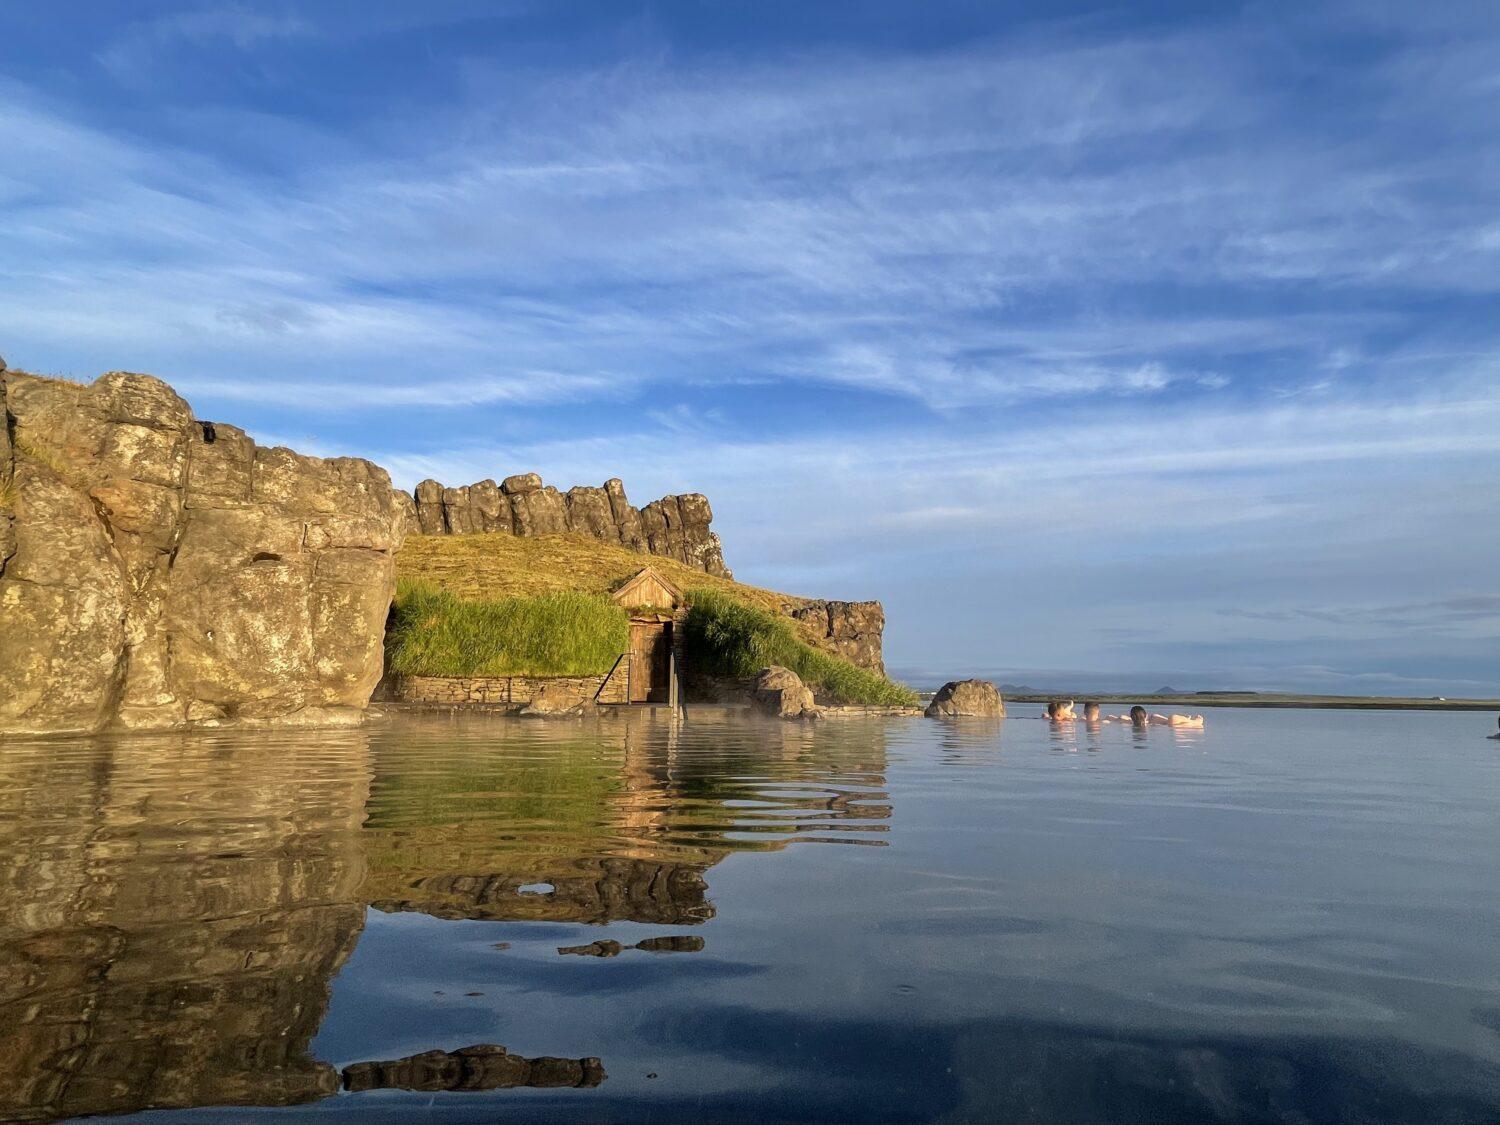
925 679 1006 718
752 665 821 720
0 369 407 735
410 471 731 577
792 599 886 675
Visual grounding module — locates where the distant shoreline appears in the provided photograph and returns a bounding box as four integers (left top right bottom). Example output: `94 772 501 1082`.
998 693 1500 712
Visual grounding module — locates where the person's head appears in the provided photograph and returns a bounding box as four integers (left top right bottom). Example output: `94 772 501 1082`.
1130 705 1148 727
1084 702 1100 721
1045 701 1059 719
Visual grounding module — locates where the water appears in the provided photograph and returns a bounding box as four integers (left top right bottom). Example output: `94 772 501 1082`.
2 707 1497 1123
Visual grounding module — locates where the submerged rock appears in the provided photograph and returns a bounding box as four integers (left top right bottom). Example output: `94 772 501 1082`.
753 666 821 720
925 680 1005 718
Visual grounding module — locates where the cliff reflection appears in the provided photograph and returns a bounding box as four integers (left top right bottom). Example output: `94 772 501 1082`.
359 712 892 926
0 733 372 1121
0 713 892 1120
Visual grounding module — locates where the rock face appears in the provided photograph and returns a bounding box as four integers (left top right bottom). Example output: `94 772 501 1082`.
791 600 886 675
752 665 821 720
0 368 408 735
925 679 1005 718
410 472 730 577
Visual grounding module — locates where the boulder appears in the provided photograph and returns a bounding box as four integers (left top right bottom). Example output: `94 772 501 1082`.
517 682 595 717
752 666 820 720
565 485 617 542
500 472 542 495
0 368 406 735
469 478 511 533
413 479 445 535
925 679 1005 718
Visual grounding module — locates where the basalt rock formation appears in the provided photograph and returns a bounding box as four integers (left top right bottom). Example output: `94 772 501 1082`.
411 472 730 577
0 364 408 735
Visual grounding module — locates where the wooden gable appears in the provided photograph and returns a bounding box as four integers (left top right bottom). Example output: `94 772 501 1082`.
610 566 683 612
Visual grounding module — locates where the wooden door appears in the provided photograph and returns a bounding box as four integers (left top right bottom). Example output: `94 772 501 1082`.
629 621 670 702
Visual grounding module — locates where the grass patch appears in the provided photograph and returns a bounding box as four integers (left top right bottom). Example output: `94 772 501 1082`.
386 580 630 678
397 532 797 614
684 589 917 708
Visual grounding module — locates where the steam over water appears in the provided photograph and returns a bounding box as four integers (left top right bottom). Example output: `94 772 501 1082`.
2 708 1497 1122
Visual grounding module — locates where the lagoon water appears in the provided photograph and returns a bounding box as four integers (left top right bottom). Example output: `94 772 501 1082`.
2 707 1498 1123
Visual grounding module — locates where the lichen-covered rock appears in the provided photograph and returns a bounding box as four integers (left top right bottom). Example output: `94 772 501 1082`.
792 600 886 675
752 665 821 720
925 679 1005 718
0 368 406 735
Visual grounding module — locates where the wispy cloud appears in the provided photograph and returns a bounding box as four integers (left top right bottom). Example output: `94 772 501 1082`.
2 1 1499 691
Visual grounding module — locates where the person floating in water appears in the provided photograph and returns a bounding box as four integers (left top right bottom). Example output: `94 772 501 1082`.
1083 702 1101 725
1045 700 1077 720
1117 704 1204 729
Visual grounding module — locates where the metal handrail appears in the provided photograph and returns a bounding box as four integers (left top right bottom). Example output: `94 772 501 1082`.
595 651 632 703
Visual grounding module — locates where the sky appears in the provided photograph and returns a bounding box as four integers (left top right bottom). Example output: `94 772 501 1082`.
2 1 1498 695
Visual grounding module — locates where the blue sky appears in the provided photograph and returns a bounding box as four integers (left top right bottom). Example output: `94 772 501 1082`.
3 1 1498 694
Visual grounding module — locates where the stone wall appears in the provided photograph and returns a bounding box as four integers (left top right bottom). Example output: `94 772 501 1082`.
410 471 730 578
383 671 628 708
0 364 409 735
791 600 887 675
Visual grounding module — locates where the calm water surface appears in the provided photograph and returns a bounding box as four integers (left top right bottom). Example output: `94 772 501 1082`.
2 707 1498 1123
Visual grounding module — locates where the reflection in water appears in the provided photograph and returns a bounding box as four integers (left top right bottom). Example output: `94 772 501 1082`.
341 1044 604 1092
0 712 891 1121
0 733 371 1121
5 709 1495 1122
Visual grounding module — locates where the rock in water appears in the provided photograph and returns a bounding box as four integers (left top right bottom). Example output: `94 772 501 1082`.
925 680 1005 718
752 666 821 720
0 368 408 735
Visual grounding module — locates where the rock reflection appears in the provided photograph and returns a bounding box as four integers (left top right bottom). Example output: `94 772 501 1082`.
0 713 892 1120
0 733 371 1122
341 1044 604 1092
358 712 892 926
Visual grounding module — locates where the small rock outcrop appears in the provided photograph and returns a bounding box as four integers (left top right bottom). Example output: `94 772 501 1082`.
925 679 1006 718
0 367 408 735
791 599 886 674
410 472 730 577
752 665 821 720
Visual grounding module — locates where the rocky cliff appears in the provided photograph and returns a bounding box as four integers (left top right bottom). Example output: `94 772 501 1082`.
792 600 887 675
411 472 730 578
0 363 408 735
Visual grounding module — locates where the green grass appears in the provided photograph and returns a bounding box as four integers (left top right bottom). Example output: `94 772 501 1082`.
386 580 630 678
684 589 917 708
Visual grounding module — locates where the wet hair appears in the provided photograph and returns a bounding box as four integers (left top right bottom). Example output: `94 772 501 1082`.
1083 702 1100 720
1130 705 1148 725
1045 701 1059 719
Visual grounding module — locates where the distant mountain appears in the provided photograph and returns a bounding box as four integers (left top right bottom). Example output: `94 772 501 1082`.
1154 686 1178 695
